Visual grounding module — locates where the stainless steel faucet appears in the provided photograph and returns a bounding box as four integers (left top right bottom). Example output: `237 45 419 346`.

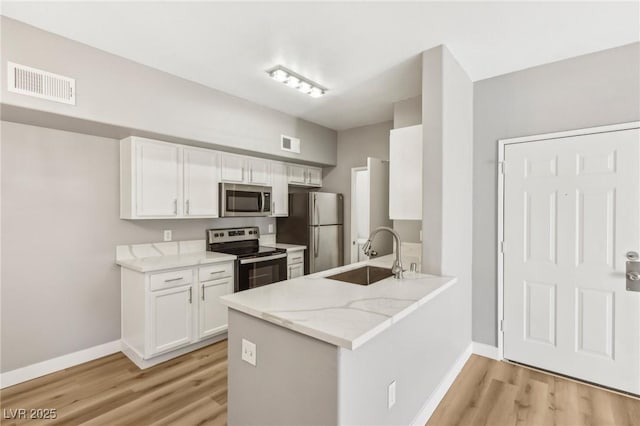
362 226 404 279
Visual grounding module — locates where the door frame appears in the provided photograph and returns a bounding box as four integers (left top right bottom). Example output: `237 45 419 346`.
497 121 640 361
350 166 368 264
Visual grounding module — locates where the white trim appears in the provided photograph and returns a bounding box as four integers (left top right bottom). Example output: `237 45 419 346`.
472 342 501 360
0 340 121 389
350 166 368 264
121 334 226 369
497 121 640 362
411 343 472 426
499 121 640 145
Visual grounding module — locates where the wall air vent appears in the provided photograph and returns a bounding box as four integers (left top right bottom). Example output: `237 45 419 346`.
281 135 300 154
8 62 76 105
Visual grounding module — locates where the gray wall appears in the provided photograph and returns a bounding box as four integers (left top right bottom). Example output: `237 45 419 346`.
421 45 473 351
322 121 393 261
392 96 422 244
473 42 640 346
1 17 337 166
0 121 274 372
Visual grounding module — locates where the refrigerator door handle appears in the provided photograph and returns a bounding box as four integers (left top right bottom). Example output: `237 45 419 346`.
314 227 320 258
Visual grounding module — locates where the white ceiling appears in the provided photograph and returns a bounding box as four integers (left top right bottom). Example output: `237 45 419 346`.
2 2 638 130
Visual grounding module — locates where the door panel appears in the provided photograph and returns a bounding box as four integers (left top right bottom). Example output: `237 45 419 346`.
220 153 246 183
199 278 232 339
503 127 640 394
136 140 180 217
149 285 193 355
309 193 343 225
184 148 218 217
309 225 343 273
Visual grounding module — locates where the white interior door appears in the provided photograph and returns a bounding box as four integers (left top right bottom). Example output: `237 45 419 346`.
503 128 640 394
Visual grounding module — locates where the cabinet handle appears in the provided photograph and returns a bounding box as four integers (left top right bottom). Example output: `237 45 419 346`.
186 199 190 215
202 284 205 300
164 277 182 283
209 270 224 275
188 287 192 304
173 199 177 214
292 257 302 261
272 200 275 213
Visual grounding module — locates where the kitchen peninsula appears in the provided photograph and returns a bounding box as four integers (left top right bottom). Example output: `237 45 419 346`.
220 255 458 425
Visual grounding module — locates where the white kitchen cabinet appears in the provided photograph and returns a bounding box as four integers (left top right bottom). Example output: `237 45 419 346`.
389 125 422 220
220 153 246 183
122 137 181 218
287 164 323 187
183 148 219 217
248 157 269 185
199 275 234 339
121 137 219 219
287 249 305 279
270 161 289 216
220 153 270 185
120 260 235 369
149 283 194 355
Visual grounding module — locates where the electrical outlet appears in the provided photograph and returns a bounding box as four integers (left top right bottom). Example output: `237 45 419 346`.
268 224 274 233
388 381 396 409
163 230 172 241
241 338 257 366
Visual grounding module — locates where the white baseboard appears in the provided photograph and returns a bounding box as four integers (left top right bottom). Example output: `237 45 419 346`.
411 343 473 426
472 342 501 360
0 340 122 389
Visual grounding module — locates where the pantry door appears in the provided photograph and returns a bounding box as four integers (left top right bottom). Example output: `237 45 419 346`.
503 127 640 394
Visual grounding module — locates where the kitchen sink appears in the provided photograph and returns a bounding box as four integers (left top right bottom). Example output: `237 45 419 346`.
326 266 393 286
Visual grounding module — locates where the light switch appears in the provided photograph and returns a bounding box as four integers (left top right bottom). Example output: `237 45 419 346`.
163 230 172 241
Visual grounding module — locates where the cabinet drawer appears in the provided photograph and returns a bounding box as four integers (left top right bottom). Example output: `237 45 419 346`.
150 269 193 291
287 252 304 266
199 262 234 282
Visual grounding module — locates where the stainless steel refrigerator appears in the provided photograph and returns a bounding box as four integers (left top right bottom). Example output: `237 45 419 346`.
277 192 344 274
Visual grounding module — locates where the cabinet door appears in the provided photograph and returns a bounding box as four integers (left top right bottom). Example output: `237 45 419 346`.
288 263 304 279
220 153 246 183
135 139 180 217
149 284 193 355
271 162 289 216
306 167 322 187
184 148 219 217
199 277 233 339
248 158 269 185
389 125 422 220
287 165 306 184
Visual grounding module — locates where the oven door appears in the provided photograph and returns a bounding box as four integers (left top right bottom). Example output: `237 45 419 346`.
237 253 287 291
220 183 271 217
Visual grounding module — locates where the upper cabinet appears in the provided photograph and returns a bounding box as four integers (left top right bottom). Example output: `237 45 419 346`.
121 137 219 219
389 125 422 220
121 137 322 219
270 161 289 216
220 153 270 185
287 164 322 187
183 148 219 217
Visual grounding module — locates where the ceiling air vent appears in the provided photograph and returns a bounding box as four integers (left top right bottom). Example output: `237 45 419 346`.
8 62 76 105
281 135 300 154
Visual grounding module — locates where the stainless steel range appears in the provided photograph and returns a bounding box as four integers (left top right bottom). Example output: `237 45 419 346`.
206 226 287 292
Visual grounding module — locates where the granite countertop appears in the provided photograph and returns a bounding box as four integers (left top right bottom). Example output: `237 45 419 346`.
220 254 456 350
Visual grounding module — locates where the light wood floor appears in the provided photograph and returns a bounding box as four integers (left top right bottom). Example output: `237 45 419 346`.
428 354 640 426
2 344 639 425
0 340 228 425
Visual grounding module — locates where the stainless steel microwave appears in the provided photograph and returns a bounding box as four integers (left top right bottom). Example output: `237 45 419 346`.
220 183 272 217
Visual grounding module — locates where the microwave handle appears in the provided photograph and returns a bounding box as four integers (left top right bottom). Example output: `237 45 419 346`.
260 192 265 213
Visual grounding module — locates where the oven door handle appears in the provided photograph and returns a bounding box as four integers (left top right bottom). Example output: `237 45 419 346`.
239 253 287 265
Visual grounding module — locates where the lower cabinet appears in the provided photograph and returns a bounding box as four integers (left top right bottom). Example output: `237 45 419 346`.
149 284 194 354
199 276 234 339
287 249 305 279
121 260 234 368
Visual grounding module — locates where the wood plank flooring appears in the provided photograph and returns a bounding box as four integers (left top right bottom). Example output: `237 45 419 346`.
0 340 228 425
2 344 639 425
428 354 640 426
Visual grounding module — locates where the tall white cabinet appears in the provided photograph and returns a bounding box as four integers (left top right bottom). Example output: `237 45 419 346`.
389 125 422 220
